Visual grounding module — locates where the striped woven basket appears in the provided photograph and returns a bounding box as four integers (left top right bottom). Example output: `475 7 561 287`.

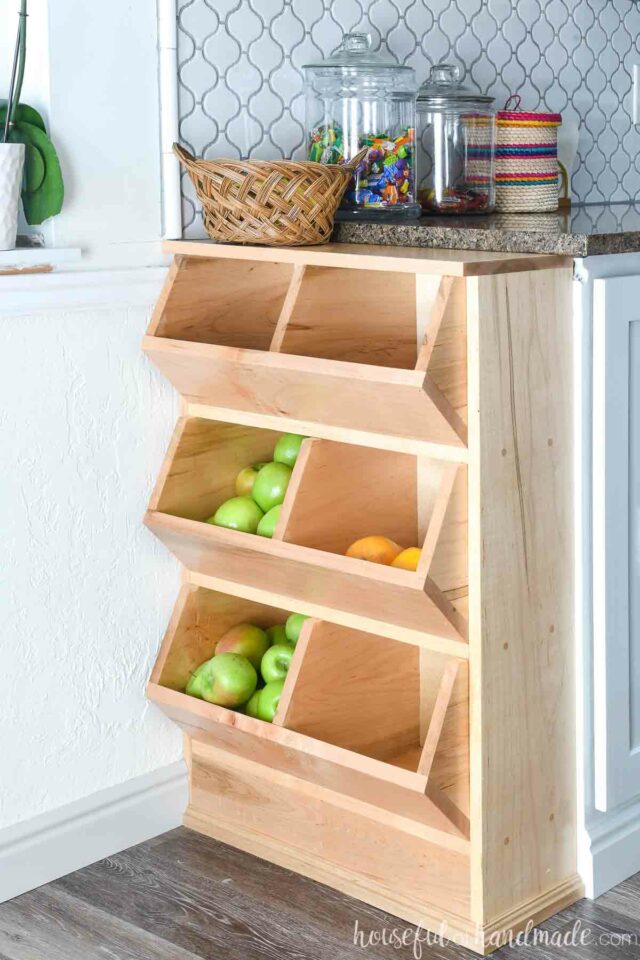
495 98 561 213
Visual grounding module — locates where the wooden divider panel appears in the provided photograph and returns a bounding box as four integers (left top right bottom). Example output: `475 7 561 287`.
423 464 469 604
416 275 468 424
420 658 470 817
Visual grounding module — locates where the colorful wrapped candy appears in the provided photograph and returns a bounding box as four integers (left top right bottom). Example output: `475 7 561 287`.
309 125 416 208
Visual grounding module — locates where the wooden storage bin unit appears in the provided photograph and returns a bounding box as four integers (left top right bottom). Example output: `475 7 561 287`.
144 240 581 953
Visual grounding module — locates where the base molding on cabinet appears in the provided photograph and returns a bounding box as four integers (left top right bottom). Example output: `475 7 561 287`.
184 738 581 955
480 875 585 951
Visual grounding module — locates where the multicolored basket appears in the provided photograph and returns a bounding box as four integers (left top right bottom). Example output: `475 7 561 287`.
495 97 561 212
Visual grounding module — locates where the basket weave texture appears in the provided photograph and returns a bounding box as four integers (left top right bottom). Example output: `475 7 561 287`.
495 109 561 213
174 144 363 246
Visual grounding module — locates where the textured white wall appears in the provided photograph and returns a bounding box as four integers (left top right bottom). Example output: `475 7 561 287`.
0 298 182 829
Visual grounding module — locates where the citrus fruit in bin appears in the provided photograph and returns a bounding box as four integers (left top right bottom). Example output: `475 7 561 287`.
345 535 403 565
391 547 421 571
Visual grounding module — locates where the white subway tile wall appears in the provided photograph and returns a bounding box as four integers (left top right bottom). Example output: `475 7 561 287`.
177 0 640 234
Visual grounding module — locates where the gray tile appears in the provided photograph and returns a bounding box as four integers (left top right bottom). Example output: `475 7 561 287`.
176 0 640 234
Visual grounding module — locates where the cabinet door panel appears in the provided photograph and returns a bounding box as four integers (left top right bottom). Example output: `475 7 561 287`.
593 276 640 811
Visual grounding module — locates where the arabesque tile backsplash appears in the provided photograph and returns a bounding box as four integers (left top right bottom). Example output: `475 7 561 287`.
177 0 640 235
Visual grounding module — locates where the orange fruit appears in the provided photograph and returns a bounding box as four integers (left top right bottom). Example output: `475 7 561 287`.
391 547 421 571
345 535 403 565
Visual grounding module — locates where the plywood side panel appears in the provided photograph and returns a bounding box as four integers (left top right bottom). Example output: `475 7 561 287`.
152 256 293 348
467 267 576 925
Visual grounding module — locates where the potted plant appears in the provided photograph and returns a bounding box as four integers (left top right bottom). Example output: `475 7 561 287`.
1 0 64 250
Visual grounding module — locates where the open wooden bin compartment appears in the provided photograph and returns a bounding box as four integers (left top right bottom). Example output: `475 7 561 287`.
145 416 468 646
148 583 469 834
143 254 468 456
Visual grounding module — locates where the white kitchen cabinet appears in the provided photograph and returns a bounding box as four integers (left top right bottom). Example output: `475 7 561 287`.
576 255 640 896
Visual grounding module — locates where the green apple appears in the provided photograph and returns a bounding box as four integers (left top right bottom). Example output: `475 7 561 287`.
260 643 294 684
208 496 263 534
251 462 292 513
245 690 261 718
215 622 269 671
266 624 288 646
235 463 268 498
273 433 306 467
185 661 208 699
285 613 309 646
256 504 281 538
198 653 257 707
257 679 285 722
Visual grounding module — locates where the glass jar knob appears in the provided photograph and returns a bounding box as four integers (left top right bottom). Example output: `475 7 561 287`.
430 63 461 86
341 33 371 53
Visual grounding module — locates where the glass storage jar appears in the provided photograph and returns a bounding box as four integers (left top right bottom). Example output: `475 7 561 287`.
304 34 421 221
416 64 496 215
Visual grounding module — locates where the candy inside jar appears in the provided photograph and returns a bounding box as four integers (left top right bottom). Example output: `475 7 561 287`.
416 65 496 215
308 123 416 209
304 34 421 221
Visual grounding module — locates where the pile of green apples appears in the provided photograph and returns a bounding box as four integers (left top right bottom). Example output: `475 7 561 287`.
184 612 309 722
207 433 306 537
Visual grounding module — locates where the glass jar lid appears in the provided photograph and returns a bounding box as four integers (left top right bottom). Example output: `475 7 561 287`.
303 33 413 77
417 64 494 106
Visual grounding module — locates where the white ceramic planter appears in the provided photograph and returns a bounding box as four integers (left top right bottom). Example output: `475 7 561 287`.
0 142 25 250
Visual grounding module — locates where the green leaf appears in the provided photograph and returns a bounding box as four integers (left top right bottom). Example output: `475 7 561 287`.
8 128 45 192
11 120 64 224
0 101 46 132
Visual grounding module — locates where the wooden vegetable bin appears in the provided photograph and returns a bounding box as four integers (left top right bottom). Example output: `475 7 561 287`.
144 417 468 649
148 583 468 833
143 248 470 458
144 240 581 953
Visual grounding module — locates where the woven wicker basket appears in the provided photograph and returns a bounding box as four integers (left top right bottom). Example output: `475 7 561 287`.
495 99 562 213
174 144 366 246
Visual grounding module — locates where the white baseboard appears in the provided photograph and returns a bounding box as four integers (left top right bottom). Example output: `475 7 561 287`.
581 796 640 898
0 761 188 904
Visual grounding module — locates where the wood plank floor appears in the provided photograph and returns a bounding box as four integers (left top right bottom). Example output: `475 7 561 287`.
0 827 638 959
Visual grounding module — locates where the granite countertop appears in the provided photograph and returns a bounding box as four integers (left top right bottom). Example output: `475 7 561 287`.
332 203 640 257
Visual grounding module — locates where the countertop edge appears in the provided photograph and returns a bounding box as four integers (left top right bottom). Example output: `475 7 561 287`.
332 223 640 257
